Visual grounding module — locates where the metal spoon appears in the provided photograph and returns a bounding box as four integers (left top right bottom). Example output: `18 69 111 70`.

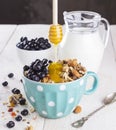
71 92 116 128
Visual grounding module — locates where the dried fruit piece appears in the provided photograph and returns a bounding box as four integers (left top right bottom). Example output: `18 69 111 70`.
71 69 81 78
11 112 17 117
73 105 82 114
25 125 33 130
9 96 17 107
8 108 13 112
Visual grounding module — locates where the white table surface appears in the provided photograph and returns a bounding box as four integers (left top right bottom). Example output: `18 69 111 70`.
0 25 17 54
0 24 116 130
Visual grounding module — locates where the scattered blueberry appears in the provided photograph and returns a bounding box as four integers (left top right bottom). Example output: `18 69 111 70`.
6 121 15 128
16 37 51 50
19 98 26 105
23 65 30 71
20 79 22 82
21 109 29 116
49 60 53 63
12 88 20 94
2 81 8 87
8 73 14 78
15 115 22 121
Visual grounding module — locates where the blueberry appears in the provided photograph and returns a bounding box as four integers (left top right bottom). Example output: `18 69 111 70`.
35 59 41 64
12 88 20 94
22 40 28 46
35 45 40 50
27 46 31 50
18 44 24 49
42 68 48 75
33 63 42 72
19 98 26 105
43 63 48 67
20 37 24 42
45 39 48 43
8 73 14 78
34 38 38 42
28 70 35 75
30 61 35 68
27 73 32 79
38 72 46 79
30 43 34 48
20 79 23 83
40 43 47 49
16 43 20 47
6 121 15 128
38 37 45 43
15 115 22 121
49 60 53 63
24 45 29 50
35 76 40 81
32 75 40 81
30 39 35 42
32 64 38 71
20 37 28 42
2 81 8 87
23 65 30 71
21 109 29 116
46 43 51 48
42 59 48 64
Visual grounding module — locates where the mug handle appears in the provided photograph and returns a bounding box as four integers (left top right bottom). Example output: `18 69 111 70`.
84 71 99 95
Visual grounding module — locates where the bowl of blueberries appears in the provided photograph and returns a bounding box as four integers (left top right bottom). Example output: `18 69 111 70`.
16 37 54 65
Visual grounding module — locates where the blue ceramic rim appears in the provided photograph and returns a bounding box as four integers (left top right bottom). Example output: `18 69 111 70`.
23 71 88 86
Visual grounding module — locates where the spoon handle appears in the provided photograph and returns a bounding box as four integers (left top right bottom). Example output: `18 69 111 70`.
87 99 116 118
87 104 105 118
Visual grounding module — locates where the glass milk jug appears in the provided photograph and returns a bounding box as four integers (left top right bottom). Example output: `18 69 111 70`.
59 11 110 72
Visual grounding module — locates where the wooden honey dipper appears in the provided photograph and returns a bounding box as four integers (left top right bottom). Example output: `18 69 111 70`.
49 0 63 46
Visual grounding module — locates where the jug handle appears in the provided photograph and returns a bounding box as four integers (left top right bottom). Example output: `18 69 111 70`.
100 18 110 48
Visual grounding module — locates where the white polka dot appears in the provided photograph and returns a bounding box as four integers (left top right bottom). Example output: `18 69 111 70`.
37 85 43 92
42 111 47 115
80 79 84 86
57 112 63 117
59 85 66 91
48 101 55 107
68 97 74 104
30 96 35 102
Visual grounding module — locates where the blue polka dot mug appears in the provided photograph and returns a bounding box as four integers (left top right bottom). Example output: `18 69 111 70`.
23 71 99 119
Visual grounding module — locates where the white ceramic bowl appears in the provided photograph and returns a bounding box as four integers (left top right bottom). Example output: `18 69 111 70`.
16 45 54 65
